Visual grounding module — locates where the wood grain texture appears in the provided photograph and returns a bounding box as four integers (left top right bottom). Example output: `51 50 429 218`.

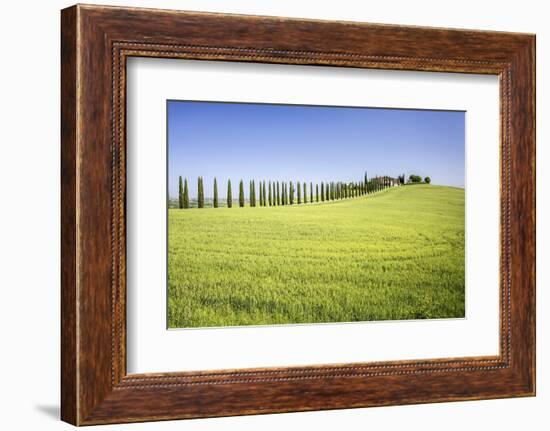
60 4 535 425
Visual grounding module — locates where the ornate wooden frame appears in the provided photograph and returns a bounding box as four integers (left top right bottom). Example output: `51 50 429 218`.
61 4 535 425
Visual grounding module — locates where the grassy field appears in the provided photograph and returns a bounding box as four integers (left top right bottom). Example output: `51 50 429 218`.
168 185 465 328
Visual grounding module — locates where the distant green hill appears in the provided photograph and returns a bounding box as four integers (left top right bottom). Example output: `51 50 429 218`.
168 185 465 328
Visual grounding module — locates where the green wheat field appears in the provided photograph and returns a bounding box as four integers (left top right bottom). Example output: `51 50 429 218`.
168 184 465 328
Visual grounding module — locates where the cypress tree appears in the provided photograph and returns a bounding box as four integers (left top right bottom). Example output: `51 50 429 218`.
249 181 253 207
227 179 232 208
239 180 245 207
310 183 313 204
196 177 200 207
316 184 319 202
263 181 267 206
261 181 265 206
178 176 184 208
286 182 289 205
297 181 302 204
304 182 308 204
197 176 204 208
268 181 272 206
289 181 294 205
183 178 189 208
254 180 258 206
213 177 218 208
325 182 329 201
320 182 324 202
277 181 281 206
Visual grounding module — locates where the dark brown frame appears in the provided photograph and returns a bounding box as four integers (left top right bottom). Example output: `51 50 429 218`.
61 4 535 426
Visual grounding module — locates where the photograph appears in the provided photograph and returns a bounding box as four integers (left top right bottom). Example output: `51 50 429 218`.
167 100 466 329
52 3 536 426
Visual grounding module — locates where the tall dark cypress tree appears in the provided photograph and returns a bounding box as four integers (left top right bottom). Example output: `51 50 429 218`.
263 181 267 206
321 182 325 201
252 180 257 207
178 176 184 208
183 178 189 208
239 180 245 207
213 177 218 208
285 182 289 205
277 181 280 206
289 181 294 205
304 182 307 204
326 182 329 201
310 183 313 204
248 180 254 207
227 179 232 208
286 182 289 205
316 184 319 202
196 177 200 207
197 176 204 208
268 181 272 206
297 181 301 204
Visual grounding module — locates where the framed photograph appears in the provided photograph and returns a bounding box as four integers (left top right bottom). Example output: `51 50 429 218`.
61 4 535 425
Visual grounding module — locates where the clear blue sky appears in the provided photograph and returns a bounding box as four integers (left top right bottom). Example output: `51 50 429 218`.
168 100 465 199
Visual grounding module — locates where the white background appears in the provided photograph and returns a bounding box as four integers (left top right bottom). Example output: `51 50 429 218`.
0 0 547 430
127 59 500 373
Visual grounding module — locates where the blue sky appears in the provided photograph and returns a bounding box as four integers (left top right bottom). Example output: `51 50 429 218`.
168 101 465 199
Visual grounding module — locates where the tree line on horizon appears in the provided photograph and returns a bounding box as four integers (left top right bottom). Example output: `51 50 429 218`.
176 172 422 209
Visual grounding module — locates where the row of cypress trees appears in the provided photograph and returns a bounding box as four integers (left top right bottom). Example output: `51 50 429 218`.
178 173 399 209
